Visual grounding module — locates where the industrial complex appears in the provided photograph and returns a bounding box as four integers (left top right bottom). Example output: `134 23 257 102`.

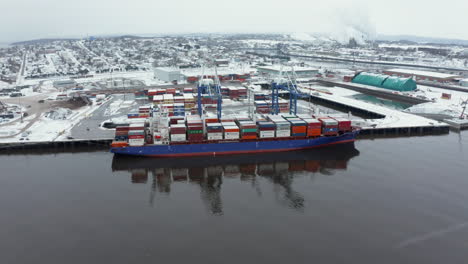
0 34 467 150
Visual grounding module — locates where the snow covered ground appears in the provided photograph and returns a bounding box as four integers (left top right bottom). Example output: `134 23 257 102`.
0 98 105 143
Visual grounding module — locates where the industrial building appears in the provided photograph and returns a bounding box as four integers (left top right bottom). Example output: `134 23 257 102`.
257 66 319 78
352 72 417 92
383 68 460 83
53 79 77 89
154 67 183 83
459 79 468 87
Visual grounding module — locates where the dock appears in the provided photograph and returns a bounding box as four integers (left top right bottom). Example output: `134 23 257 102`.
0 138 113 152
302 88 450 136
443 118 468 130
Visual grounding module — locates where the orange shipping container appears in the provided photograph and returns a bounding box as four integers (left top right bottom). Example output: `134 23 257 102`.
111 141 128 148
205 118 219 123
224 128 240 132
242 135 257 140
307 128 321 137
292 126 307 133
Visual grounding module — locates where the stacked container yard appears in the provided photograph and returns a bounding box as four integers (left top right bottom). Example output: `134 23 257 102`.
161 103 174 116
163 94 174 104
255 100 270 114
254 93 268 101
153 95 164 106
237 87 247 99
174 95 185 104
166 88 176 95
237 120 257 139
278 98 289 113
317 117 339 136
257 121 276 138
221 87 230 98
228 87 239 100
127 113 140 119
206 123 223 140
183 94 195 112
173 103 185 116
187 116 204 142
170 124 187 142
183 87 194 93
138 106 151 118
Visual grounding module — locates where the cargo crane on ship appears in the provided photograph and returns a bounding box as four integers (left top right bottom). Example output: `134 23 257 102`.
270 67 308 115
197 67 223 119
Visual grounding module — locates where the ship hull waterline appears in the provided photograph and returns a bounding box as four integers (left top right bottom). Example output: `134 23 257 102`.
110 131 359 157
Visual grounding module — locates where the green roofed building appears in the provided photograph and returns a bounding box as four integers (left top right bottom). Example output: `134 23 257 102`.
351 72 416 92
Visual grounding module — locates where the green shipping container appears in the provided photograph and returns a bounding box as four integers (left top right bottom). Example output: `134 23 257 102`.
187 130 203 134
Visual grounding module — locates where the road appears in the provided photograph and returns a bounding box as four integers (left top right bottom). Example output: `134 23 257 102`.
70 94 143 140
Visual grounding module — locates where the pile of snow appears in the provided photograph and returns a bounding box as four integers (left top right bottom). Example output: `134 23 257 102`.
45 108 72 120
405 102 462 118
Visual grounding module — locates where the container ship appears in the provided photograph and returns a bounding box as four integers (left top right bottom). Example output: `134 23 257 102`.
110 110 359 157
110 78 359 157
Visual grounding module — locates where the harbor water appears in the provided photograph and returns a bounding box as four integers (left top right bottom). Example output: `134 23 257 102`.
0 132 467 264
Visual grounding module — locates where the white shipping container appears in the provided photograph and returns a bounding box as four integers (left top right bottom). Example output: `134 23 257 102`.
170 134 187 142
276 130 291 137
129 139 145 146
259 131 275 138
224 132 240 139
207 133 223 140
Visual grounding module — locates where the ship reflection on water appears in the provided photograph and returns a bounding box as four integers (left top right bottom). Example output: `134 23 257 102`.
111 143 360 214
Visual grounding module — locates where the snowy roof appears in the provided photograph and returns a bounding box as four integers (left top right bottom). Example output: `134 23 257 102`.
385 68 460 79
257 65 318 73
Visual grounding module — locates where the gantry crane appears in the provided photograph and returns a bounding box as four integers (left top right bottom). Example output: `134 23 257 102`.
270 66 308 115
197 67 223 119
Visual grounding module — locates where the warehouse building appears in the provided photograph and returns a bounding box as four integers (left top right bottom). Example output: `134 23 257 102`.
257 66 319 78
352 72 417 92
383 68 460 83
154 67 183 83
53 79 77 89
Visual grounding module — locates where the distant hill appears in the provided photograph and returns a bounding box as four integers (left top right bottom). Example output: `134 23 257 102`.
12 38 79 45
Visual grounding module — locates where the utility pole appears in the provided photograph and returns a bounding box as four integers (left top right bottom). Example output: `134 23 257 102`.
18 94 23 123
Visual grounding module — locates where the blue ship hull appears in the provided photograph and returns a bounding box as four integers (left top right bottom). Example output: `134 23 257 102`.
111 131 359 157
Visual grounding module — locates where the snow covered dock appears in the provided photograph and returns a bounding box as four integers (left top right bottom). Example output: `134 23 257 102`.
304 88 450 136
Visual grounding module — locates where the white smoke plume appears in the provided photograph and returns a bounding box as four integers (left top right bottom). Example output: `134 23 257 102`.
291 2 376 45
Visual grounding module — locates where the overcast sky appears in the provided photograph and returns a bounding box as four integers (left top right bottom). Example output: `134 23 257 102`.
1 0 467 42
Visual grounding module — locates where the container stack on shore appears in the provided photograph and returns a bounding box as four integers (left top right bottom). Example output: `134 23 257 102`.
255 100 270 114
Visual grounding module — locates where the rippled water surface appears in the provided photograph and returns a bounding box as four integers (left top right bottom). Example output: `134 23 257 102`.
1 132 467 264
